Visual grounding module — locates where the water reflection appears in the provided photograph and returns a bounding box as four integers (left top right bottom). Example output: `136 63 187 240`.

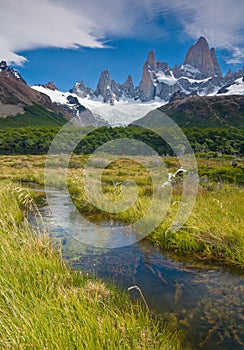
30 186 244 350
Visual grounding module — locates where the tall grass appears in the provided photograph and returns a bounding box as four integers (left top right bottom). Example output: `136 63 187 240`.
66 157 244 268
0 154 243 267
0 181 180 349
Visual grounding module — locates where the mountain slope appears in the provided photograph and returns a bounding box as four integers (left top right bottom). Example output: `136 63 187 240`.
0 62 107 128
131 95 244 128
0 104 66 128
0 63 53 110
32 85 161 126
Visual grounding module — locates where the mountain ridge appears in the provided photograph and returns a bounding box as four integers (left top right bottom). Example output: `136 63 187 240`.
1 36 244 128
130 94 244 128
72 37 244 104
0 62 108 127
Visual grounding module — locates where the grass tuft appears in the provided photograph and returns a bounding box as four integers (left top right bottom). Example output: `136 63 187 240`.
0 181 180 349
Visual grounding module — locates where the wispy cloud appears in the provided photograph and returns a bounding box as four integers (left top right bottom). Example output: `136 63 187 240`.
0 0 243 66
151 0 244 64
226 48 244 65
0 0 105 64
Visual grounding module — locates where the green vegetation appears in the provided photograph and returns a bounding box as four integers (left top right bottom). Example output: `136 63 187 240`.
157 95 244 128
0 151 243 349
0 104 66 129
0 181 180 349
65 156 244 267
0 125 243 156
0 154 243 268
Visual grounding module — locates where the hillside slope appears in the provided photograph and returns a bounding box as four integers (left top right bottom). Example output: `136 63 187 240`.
0 62 107 128
131 95 244 128
0 104 66 128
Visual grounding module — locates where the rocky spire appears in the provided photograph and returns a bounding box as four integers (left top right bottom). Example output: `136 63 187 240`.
96 69 111 101
184 36 222 77
210 47 222 77
145 50 157 71
123 75 133 88
139 51 157 101
122 75 134 91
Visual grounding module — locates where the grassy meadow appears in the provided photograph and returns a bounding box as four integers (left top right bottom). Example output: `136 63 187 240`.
0 154 243 268
0 153 243 349
0 180 180 349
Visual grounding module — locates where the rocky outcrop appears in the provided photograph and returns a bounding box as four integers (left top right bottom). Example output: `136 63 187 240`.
139 50 157 101
95 69 111 101
94 69 137 104
72 81 94 98
0 60 26 83
41 81 58 91
183 37 222 78
122 75 135 97
71 37 243 103
56 95 108 127
73 69 138 104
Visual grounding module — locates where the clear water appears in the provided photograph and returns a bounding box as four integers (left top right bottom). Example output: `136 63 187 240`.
29 185 244 350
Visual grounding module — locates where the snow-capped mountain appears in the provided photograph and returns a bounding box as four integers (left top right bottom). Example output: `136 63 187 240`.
71 36 244 104
3 36 242 127
0 60 25 82
32 85 163 126
0 61 107 127
31 36 243 126
217 77 244 96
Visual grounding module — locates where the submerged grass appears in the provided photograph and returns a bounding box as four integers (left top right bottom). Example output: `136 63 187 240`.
0 181 180 349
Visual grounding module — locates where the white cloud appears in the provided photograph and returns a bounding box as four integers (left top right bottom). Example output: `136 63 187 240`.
0 0 243 66
150 0 244 64
0 0 105 64
226 48 244 64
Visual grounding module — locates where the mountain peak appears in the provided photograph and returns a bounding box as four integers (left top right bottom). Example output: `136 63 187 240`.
72 37 243 103
123 75 134 87
96 69 113 102
145 50 157 71
41 81 58 91
184 37 222 78
0 60 25 82
197 36 208 44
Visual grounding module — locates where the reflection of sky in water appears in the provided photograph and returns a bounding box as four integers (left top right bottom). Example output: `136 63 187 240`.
43 191 140 248
31 187 244 350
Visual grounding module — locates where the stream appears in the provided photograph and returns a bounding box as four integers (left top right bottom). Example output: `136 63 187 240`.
28 183 244 350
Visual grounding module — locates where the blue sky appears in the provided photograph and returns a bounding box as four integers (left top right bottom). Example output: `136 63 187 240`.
1 0 244 91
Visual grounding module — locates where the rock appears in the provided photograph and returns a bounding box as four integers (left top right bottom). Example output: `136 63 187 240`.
139 50 157 101
0 60 25 82
183 36 222 78
146 50 157 71
72 81 94 98
123 75 134 91
71 37 244 103
0 61 8 71
41 81 58 90
95 69 112 102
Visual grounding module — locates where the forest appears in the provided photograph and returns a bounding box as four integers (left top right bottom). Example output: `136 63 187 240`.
0 125 243 157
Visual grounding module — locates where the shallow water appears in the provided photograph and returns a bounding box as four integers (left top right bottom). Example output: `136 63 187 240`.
29 184 244 350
